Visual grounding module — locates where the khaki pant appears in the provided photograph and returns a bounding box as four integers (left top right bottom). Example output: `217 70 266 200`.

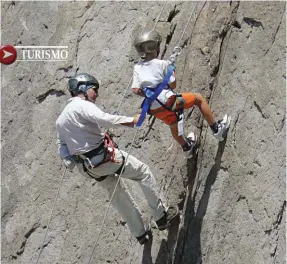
77 149 167 237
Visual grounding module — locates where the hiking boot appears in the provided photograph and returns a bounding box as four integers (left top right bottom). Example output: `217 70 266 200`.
156 205 179 231
136 232 150 245
183 132 197 159
213 114 231 141
136 224 151 245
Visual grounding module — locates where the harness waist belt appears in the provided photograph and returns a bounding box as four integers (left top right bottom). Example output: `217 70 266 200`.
82 142 105 159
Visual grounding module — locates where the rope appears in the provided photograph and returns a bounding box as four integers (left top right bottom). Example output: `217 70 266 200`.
87 129 140 264
115 76 133 115
153 0 167 30
115 0 168 116
176 2 198 47
87 3 168 263
168 2 198 64
35 166 67 264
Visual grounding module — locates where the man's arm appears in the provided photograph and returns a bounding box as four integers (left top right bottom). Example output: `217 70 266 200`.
84 103 139 128
56 132 76 171
56 132 70 159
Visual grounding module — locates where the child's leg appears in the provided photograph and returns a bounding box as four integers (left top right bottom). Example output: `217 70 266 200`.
181 92 230 137
193 93 216 125
180 92 218 133
180 92 215 125
169 123 186 146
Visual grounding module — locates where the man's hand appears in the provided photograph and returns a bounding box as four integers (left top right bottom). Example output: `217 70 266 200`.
133 114 141 125
120 113 142 127
62 156 76 171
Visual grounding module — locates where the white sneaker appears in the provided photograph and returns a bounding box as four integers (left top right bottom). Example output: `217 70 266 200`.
213 114 231 141
183 131 197 158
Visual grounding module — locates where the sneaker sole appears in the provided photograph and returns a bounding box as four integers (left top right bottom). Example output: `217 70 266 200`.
221 115 231 140
185 132 198 158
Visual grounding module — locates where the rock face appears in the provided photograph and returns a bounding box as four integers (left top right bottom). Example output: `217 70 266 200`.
1 1 285 264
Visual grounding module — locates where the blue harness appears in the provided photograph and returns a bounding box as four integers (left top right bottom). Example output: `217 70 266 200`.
136 64 175 127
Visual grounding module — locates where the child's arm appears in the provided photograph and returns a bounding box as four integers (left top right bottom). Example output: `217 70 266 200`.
132 88 145 97
168 71 177 90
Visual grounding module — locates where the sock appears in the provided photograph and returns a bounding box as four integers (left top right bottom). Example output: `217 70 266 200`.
210 122 218 134
182 141 191 151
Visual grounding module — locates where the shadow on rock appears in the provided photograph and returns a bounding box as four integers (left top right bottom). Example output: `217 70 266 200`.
141 213 180 264
154 214 180 264
142 229 153 264
173 139 228 264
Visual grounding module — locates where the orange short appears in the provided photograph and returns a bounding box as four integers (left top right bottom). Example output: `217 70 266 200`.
149 93 196 125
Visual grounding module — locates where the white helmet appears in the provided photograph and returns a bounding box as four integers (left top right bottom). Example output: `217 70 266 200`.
134 29 162 58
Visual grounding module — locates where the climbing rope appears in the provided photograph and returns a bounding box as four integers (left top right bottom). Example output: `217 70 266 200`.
87 129 140 264
168 2 198 64
37 2 199 264
89 4 201 260
86 2 169 263
35 166 67 264
115 0 168 115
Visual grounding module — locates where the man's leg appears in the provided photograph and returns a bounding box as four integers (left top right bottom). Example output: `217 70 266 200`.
118 150 167 221
118 150 179 229
119 150 167 221
99 174 147 238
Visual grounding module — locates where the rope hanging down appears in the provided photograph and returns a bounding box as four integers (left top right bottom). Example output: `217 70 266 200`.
87 2 168 263
88 2 200 263
168 2 198 64
115 1 168 115
35 167 67 264
87 129 140 264
36 2 196 264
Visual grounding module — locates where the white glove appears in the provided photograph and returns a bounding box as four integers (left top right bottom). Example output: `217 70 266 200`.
62 156 76 171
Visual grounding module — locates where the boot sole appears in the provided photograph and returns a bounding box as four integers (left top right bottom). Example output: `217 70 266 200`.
221 115 231 139
157 206 179 230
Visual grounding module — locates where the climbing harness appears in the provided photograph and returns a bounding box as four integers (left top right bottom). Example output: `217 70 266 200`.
135 47 185 134
74 133 126 180
81 133 115 168
136 64 175 127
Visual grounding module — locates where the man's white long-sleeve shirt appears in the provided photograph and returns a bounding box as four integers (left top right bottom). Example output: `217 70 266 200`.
56 97 134 158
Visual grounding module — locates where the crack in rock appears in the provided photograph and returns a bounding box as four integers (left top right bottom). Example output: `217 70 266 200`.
15 223 40 257
57 65 73 73
243 17 264 29
210 2 240 81
167 5 180 22
161 22 177 59
264 5 286 56
253 101 268 119
36 89 66 103
274 200 286 228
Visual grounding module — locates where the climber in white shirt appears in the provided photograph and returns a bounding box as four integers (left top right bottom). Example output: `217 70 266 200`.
56 73 179 245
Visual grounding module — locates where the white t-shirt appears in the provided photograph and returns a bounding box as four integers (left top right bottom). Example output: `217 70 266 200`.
56 97 134 157
132 58 175 109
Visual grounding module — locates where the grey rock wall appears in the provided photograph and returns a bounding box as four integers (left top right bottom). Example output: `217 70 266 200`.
1 1 285 264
